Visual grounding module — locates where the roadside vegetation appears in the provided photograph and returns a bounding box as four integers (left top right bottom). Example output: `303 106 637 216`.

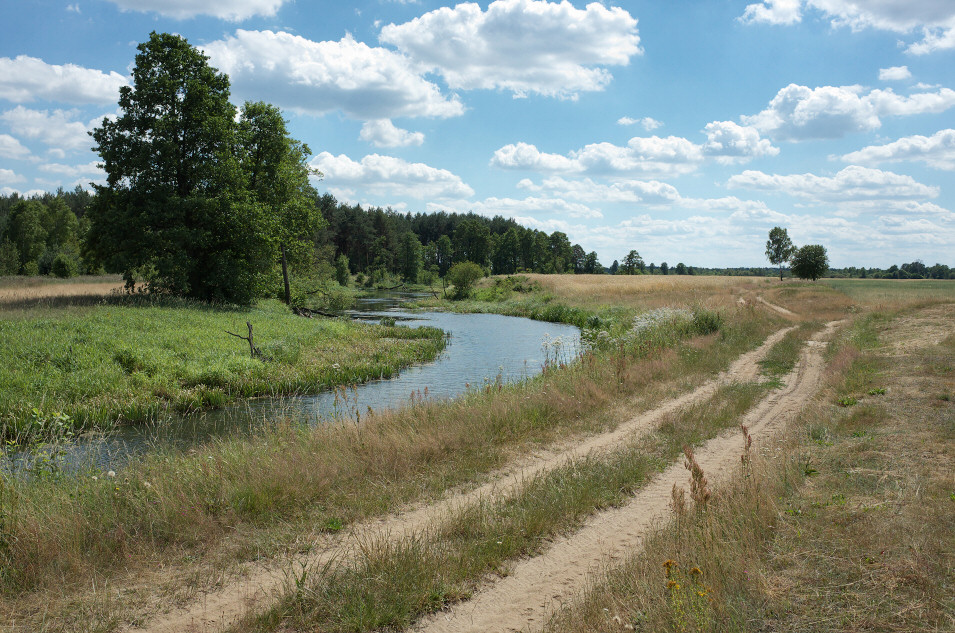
1 275 785 630
543 302 955 632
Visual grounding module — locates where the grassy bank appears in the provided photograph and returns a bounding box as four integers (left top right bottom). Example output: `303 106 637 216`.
1 293 780 627
543 305 955 632
0 296 444 439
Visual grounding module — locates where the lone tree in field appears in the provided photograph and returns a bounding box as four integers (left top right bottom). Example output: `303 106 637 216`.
766 226 796 280
790 244 829 281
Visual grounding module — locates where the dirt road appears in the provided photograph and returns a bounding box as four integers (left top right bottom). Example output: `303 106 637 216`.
413 321 839 633
137 325 798 633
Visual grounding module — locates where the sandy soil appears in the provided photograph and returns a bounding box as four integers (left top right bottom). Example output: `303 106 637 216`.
413 320 841 633
133 325 798 633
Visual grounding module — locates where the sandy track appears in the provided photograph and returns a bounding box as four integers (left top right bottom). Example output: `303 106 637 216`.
413 321 840 633
135 326 796 633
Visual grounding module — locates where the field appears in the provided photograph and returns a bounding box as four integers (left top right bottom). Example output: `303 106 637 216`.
0 275 952 633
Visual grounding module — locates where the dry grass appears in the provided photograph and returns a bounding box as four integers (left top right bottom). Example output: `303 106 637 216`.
544 304 955 633
524 274 769 313
0 275 125 311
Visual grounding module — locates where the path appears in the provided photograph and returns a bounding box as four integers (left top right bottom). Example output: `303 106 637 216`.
136 325 797 633
413 320 840 633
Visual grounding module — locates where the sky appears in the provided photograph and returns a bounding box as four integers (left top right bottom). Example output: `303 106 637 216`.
1 0 954 268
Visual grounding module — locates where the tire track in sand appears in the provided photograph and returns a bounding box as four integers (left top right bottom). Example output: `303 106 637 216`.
137 326 796 633
413 320 840 633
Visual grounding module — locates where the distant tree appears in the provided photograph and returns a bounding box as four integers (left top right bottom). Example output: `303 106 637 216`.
583 251 601 274
492 228 520 274
622 250 644 274
454 218 491 267
549 231 573 273
571 243 587 274
334 253 350 287
446 261 484 299
435 234 453 276
766 226 796 281
660 261 669 275
397 231 423 282
0 240 18 275
649 262 656 274
675 262 687 275
790 244 829 281
5 200 47 273
609 259 619 275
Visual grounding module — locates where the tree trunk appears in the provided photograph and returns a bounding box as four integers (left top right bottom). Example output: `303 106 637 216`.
281 243 291 305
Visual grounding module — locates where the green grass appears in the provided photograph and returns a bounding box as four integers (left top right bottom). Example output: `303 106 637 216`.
823 278 955 306
0 296 445 438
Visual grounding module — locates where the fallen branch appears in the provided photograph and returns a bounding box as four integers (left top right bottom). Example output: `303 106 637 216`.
226 321 262 358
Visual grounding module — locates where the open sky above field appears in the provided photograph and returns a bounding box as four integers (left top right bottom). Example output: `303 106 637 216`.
1 0 954 268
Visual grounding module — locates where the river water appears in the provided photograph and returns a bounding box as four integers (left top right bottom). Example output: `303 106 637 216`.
9 293 580 473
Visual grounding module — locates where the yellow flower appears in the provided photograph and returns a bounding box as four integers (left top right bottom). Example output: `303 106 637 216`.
690 567 702 576
667 580 680 590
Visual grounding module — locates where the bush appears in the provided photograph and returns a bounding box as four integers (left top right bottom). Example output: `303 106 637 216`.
51 253 79 278
791 244 829 281
446 261 484 299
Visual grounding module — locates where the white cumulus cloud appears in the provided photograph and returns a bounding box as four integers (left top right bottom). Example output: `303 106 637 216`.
0 134 30 159
359 119 425 148
105 0 285 20
702 121 779 163
739 1 955 54
0 106 101 152
879 66 911 81
0 168 26 186
379 0 641 99
727 165 939 201
743 83 955 140
618 116 663 131
739 0 802 25
517 176 681 204
202 30 464 120
310 152 474 201
0 55 127 105
840 129 955 170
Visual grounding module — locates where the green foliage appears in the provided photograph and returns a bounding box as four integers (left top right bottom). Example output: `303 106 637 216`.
86 33 306 304
0 239 18 275
446 261 484 299
766 226 796 280
334 254 350 287
50 253 79 278
791 244 829 281
397 231 422 282
622 250 644 275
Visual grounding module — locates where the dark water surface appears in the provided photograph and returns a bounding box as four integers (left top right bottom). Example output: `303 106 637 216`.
9 293 579 473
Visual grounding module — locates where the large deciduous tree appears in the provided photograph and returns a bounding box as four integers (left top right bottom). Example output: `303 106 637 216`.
766 226 796 281
87 32 272 303
790 244 829 281
238 101 324 304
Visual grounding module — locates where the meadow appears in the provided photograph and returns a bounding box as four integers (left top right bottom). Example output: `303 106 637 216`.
0 290 444 440
1 274 953 632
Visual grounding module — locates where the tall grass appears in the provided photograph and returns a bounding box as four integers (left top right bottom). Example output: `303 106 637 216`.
544 305 955 632
0 304 775 607
249 381 769 633
0 296 445 438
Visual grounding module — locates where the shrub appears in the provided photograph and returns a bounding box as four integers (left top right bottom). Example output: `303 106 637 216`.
51 253 79 278
446 261 484 299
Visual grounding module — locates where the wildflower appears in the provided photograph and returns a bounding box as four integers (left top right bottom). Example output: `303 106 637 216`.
91 475 98 481
106 470 116 478
332 363 340 369
143 481 152 488
667 580 680 590
697 591 707 598
690 566 703 577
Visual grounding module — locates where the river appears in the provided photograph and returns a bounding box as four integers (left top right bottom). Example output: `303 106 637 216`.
8 293 580 473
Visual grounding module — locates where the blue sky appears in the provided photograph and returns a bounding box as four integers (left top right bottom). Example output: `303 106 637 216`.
1 0 954 268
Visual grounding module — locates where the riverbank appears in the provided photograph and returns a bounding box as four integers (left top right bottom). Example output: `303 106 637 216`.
0 294 445 440
6 276 951 632
1 276 782 629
